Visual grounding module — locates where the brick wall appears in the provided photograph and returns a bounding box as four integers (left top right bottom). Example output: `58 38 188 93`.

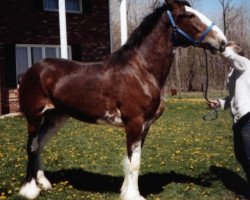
0 0 110 61
6 89 20 113
0 44 5 114
0 0 110 115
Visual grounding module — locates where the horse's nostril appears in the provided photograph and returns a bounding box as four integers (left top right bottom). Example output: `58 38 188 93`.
220 40 226 51
222 40 226 46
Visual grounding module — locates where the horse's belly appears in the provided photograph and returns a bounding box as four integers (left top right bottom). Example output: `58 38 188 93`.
54 99 124 127
96 109 124 127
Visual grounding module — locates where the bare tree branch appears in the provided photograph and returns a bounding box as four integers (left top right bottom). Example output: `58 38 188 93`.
225 10 239 30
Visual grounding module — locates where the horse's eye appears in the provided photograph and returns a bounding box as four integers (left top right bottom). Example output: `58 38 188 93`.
179 13 196 19
187 13 195 18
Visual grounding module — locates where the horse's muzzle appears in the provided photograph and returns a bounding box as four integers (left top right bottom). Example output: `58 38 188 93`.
219 40 227 52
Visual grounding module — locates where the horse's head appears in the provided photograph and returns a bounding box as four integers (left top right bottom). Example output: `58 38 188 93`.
166 0 227 54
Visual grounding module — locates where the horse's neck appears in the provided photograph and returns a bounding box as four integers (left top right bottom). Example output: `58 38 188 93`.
136 16 175 88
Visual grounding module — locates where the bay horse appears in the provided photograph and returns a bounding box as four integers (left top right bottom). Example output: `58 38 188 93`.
18 0 227 199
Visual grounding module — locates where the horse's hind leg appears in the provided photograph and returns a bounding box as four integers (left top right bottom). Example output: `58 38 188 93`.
36 109 68 190
19 109 68 199
120 117 148 200
19 116 43 199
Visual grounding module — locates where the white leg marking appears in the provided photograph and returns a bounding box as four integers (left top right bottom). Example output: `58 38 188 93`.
120 142 145 200
37 170 52 190
41 104 55 114
19 178 41 200
31 136 39 152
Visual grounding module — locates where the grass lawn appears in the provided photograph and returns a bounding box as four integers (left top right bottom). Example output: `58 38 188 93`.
0 97 248 199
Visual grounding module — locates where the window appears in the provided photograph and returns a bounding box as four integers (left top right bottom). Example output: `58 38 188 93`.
31 47 43 64
16 47 28 83
15 44 72 84
44 0 82 13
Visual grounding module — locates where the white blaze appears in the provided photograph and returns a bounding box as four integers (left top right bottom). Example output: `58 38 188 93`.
185 6 227 42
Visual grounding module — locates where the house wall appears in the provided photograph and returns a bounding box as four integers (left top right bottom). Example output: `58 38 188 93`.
0 44 4 115
0 0 110 115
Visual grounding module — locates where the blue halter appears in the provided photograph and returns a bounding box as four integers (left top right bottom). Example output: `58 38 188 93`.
167 10 215 47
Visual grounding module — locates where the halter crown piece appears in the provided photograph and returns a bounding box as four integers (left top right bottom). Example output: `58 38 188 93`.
166 10 215 46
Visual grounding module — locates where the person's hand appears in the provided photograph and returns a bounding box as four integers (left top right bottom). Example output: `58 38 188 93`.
207 100 220 109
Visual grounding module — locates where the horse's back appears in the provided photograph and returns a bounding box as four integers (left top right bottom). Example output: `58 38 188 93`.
19 58 99 114
20 58 105 92
19 58 114 121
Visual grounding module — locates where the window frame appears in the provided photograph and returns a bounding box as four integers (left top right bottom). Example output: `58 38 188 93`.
43 0 83 14
15 44 72 85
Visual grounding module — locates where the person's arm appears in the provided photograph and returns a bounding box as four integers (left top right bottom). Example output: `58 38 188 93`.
207 96 231 110
217 96 231 110
222 47 250 71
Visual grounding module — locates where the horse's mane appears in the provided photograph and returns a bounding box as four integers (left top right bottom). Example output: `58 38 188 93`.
125 0 191 50
175 0 191 7
106 1 191 66
124 5 168 50
106 4 168 66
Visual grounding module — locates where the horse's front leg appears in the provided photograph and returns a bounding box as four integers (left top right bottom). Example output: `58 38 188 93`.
120 117 148 200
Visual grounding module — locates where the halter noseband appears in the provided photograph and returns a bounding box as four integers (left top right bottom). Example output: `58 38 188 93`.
167 10 215 47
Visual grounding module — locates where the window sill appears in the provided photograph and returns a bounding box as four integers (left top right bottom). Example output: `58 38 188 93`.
43 9 82 14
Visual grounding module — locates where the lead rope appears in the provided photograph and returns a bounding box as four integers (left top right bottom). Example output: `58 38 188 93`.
203 49 219 121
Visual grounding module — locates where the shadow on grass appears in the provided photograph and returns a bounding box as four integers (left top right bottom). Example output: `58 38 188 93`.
209 165 249 197
46 169 211 197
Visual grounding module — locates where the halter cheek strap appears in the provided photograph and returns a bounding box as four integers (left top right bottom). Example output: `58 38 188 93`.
167 10 215 47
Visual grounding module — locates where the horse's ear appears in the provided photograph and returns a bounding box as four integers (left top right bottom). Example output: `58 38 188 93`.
165 0 179 12
165 0 175 10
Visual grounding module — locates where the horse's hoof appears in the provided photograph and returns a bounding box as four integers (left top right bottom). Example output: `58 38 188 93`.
120 194 146 200
138 196 146 200
37 170 52 190
19 178 41 199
